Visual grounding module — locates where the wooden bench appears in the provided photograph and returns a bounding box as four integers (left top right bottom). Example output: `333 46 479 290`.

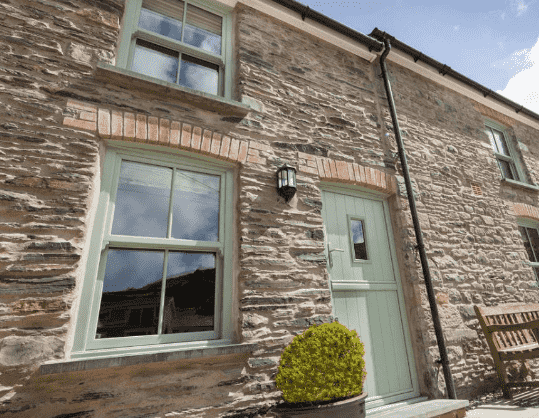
474 303 539 398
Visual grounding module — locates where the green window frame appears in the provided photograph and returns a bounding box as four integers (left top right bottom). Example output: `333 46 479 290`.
117 0 233 98
71 146 234 357
484 120 523 182
517 219 539 283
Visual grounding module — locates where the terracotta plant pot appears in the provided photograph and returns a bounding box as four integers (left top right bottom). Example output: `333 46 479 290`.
273 392 367 418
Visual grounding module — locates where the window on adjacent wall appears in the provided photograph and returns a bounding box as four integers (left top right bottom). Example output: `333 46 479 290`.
117 0 232 98
72 147 234 355
518 223 539 283
484 122 521 182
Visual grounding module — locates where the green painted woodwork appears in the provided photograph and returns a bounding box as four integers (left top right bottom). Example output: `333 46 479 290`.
321 187 419 410
116 0 233 99
72 145 234 359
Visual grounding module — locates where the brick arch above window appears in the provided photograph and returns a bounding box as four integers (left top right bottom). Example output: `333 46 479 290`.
63 99 396 195
513 202 539 222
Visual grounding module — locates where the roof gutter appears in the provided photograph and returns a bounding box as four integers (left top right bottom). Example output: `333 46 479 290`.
268 0 384 53
371 28 539 124
379 37 457 400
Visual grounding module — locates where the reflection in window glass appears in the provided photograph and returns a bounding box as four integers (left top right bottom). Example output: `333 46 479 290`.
350 219 367 260
519 226 536 262
179 55 219 95
96 250 164 339
184 4 222 55
172 170 220 241
163 252 215 334
492 129 510 156
497 160 515 180
111 160 172 238
138 8 183 42
131 40 179 84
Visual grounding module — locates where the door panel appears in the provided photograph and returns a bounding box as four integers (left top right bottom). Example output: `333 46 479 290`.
322 188 418 409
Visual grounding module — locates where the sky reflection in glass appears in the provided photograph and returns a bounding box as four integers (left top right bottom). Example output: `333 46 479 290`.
179 56 218 95
111 161 172 238
139 8 183 42
172 170 220 241
131 42 178 84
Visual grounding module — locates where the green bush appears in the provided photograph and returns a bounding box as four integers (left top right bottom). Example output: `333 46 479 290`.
275 321 366 404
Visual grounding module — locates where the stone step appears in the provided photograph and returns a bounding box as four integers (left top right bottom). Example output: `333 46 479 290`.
367 398 469 418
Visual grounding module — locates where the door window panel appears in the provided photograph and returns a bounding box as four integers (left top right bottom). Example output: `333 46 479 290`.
350 219 368 260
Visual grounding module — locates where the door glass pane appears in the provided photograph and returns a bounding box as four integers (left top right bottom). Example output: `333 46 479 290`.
497 159 515 180
131 40 179 84
179 54 219 95
171 169 220 241
184 4 222 55
138 8 183 42
163 252 215 334
350 219 368 260
112 160 173 238
96 249 164 339
519 226 535 262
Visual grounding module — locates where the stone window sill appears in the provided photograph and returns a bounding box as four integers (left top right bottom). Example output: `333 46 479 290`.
501 178 539 192
40 342 257 375
95 62 251 119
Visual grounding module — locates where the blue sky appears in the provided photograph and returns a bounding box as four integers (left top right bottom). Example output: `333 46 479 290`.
300 0 539 113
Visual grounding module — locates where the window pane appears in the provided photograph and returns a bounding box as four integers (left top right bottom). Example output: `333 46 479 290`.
138 8 183 42
184 4 222 55
171 169 220 241
497 159 515 180
519 226 535 262
527 228 539 263
351 219 368 260
163 252 215 334
131 40 179 84
486 128 497 152
493 129 510 156
112 160 172 238
96 249 164 339
179 55 219 95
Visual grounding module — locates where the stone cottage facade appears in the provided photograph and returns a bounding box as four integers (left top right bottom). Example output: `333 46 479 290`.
1 0 539 417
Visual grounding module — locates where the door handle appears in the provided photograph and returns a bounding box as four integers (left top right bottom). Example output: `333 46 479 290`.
327 243 344 268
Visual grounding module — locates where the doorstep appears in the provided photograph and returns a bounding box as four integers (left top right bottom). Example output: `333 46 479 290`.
367 397 469 418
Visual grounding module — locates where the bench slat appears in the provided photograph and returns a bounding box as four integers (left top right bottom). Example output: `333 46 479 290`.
478 303 539 316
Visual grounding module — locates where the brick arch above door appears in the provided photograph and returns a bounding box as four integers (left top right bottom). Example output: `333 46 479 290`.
63 99 396 195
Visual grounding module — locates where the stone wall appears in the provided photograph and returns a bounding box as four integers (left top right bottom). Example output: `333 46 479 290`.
2 0 539 416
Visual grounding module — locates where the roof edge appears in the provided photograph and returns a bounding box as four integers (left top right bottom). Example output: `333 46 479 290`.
268 0 384 53
370 28 539 124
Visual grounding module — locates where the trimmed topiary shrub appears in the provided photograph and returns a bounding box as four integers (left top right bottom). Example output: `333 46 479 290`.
275 321 367 405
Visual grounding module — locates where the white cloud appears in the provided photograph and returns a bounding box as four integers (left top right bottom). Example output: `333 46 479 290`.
511 0 532 16
496 38 539 114
453 25 460 31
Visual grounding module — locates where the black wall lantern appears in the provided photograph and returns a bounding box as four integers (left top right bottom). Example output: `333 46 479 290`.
277 163 297 202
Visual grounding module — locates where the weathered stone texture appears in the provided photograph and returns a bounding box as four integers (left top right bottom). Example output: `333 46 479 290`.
2 0 539 416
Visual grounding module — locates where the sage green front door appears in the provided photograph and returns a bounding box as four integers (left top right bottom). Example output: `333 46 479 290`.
321 187 419 410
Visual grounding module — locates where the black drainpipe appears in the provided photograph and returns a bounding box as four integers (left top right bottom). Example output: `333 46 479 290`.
379 37 457 400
